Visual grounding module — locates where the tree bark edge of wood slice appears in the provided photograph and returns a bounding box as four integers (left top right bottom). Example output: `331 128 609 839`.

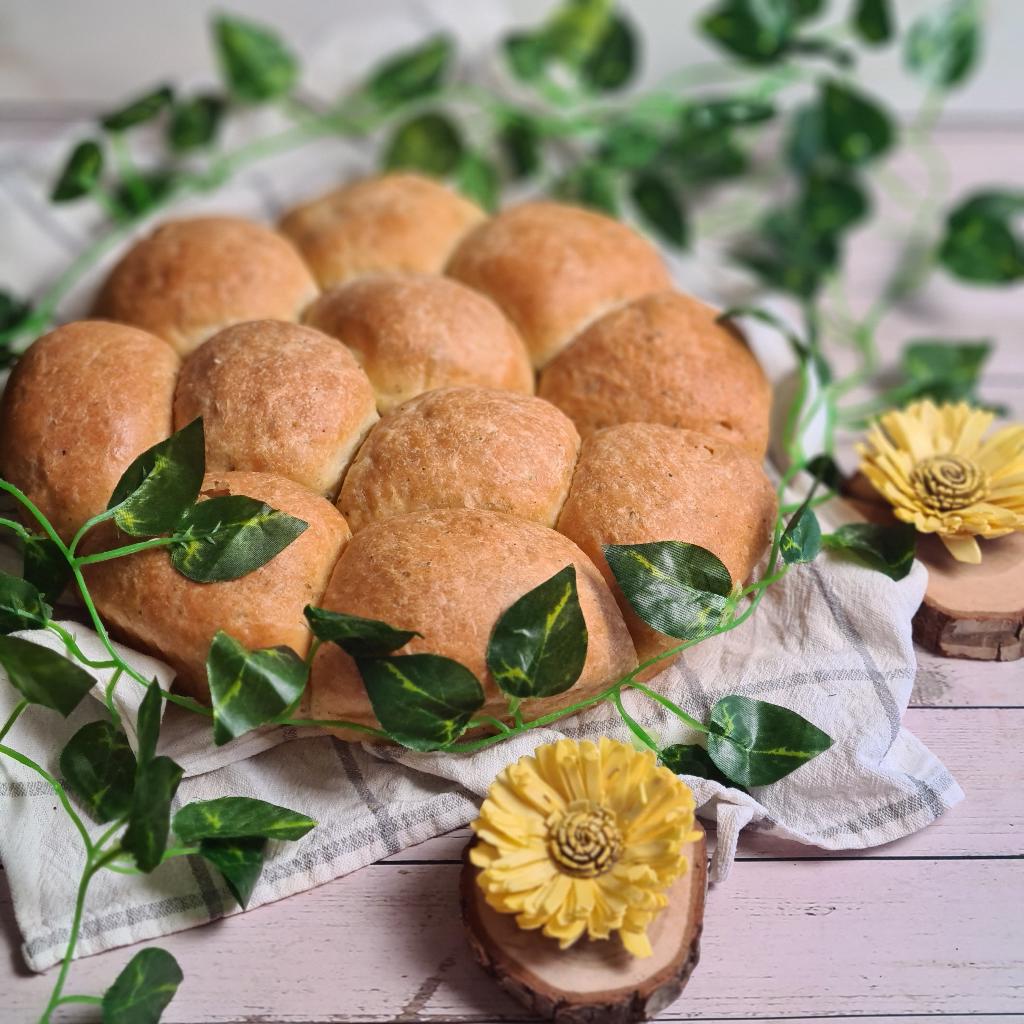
460 829 707 1024
842 482 1024 662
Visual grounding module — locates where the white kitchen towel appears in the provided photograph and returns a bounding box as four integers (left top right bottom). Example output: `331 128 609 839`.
0 0 962 975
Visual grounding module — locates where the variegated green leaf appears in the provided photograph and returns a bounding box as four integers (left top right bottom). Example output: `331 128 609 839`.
121 755 183 873
0 570 51 634
603 541 734 640
357 654 484 752
170 496 308 583
60 720 137 823
197 836 267 908
0 635 95 716
173 796 315 842
206 631 307 745
706 695 832 787
304 606 419 658
101 947 182 1024
780 496 822 565
108 418 205 538
486 566 587 699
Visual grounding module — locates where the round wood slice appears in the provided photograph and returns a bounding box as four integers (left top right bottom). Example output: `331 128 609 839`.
842 475 1024 662
460 829 707 1024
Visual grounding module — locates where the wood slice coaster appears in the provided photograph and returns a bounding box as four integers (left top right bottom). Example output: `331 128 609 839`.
460 829 707 1024
841 475 1024 662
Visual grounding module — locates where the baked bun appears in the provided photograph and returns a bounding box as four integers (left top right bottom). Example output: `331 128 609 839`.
539 290 772 456
0 321 178 540
279 173 485 288
86 472 350 701
303 273 534 413
310 509 637 738
556 424 777 668
93 217 318 355
174 320 377 498
339 387 580 532
445 201 671 367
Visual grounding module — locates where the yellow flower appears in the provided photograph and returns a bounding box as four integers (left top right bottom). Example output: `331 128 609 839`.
858 399 1024 564
469 737 701 958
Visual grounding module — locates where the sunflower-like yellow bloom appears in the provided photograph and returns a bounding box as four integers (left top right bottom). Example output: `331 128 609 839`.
859 400 1024 564
470 737 701 958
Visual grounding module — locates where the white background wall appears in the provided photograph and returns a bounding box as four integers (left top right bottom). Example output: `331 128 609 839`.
0 0 1021 121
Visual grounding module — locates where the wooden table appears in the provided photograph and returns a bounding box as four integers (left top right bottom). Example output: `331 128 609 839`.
1 110 1022 1022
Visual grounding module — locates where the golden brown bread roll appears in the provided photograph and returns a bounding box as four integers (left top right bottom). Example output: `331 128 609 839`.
338 387 580 532
556 424 777 669
174 320 378 498
86 471 350 701
279 173 486 288
0 320 179 541
309 509 637 738
539 290 772 456
303 273 534 413
93 216 318 355
445 201 671 367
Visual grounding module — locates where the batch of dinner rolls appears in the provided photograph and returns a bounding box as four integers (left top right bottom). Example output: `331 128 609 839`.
0 172 776 740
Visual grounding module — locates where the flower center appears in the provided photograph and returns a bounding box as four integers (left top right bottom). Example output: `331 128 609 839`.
547 800 623 878
910 454 989 512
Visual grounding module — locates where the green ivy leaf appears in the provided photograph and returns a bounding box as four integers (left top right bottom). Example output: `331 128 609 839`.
51 140 103 202
167 94 224 152
898 339 992 404
112 170 179 218
136 678 163 767
213 14 298 103
853 0 894 45
603 541 733 640
499 114 542 179
785 102 824 173
684 97 776 132
821 80 894 165
938 191 1024 285
780 495 823 566
121 755 183 872
59 721 137 824
366 35 453 109
579 14 636 91
108 419 206 538
0 571 52 634
734 207 838 298
631 172 688 248
304 606 419 658
197 836 267 909
823 522 917 581
806 453 843 492
554 163 619 215
357 654 484 752
503 32 549 81
173 796 315 843
206 632 308 746
486 566 588 700
101 85 174 132
801 169 869 236
22 535 71 604
170 495 308 583
455 152 500 212
661 742 738 789
706 695 833 787
599 121 662 171
383 112 464 177
701 0 794 64
0 636 95 715
905 0 979 89
544 0 615 67
101 947 182 1024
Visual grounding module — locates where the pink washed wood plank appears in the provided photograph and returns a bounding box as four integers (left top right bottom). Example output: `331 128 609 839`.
913 650 1024 707
4 857 1021 1022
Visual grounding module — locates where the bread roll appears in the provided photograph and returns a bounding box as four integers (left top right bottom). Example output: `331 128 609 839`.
539 290 771 456
279 173 485 288
445 201 671 367
556 424 777 669
303 273 534 413
339 387 580 532
0 321 179 541
86 471 350 701
174 320 377 498
93 217 318 355
309 509 637 739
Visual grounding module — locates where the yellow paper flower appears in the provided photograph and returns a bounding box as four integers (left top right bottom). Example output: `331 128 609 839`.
858 399 1024 564
469 737 701 958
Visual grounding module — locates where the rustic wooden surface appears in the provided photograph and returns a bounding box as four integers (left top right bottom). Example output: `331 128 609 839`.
1 101 1022 1023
